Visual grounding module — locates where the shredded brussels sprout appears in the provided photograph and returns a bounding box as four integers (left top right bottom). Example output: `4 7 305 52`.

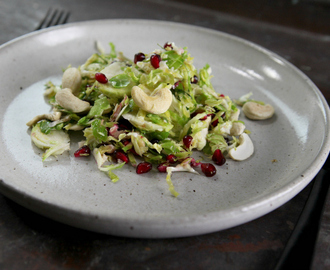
27 41 261 197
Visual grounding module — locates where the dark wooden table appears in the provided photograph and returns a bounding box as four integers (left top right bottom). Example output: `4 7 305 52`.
1 0 329 269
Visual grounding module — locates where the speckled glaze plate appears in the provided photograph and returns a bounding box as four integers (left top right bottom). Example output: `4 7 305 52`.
0 19 329 238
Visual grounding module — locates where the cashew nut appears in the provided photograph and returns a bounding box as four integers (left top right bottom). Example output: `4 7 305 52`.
229 108 240 121
55 88 90 113
26 111 62 127
131 86 172 114
62 67 82 96
230 122 245 136
228 133 254 161
242 102 274 120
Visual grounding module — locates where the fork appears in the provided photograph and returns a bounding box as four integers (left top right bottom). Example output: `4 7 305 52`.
35 8 70 30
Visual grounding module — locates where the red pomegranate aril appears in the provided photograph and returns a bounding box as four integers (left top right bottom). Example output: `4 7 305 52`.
157 163 168 173
211 119 219 127
220 94 225 97
74 145 91 157
183 135 193 148
166 154 177 164
121 139 131 146
190 111 198 118
136 162 152 174
191 75 198 84
134 52 145 64
114 150 129 163
150 54 161 69
164 42 173 50
171 81 180 90
191 111 211 120
212 149 226 166
95 72 108 84
190 158 201 167
201 163 217 177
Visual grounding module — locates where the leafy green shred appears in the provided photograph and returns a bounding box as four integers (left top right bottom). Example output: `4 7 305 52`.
28 41 253 197
31 122 70 161
91 119 108 143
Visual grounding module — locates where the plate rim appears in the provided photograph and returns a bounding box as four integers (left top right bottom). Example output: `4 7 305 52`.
1 18 329 238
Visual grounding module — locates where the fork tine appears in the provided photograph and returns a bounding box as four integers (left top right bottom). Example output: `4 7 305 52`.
57 10 70 25
35 8 53 30
35 8 70 30
45 9 59 28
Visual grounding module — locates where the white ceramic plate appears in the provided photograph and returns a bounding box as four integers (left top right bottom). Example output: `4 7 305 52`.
0 19 329 238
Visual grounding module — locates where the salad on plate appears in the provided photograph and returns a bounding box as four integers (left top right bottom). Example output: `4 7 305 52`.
26 42 274 197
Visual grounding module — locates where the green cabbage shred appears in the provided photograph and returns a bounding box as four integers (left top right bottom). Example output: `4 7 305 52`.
28 41 249 197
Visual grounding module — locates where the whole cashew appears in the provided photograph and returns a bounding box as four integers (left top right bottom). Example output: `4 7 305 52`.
242 101 274 120
228 133 254 161
55 88 90 113
229 108 240 121
26 111 62 127
131 86 172 114
62 67 82 96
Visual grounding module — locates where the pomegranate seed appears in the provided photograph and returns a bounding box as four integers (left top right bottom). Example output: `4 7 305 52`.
134 52 145 64
136 162 152 174
128 146 138 155
166 154 177 164
191 75 198 84
164 42 173 50
171 81 181 90
183 135 193 148
212 149 226 166
211 119 219 127
74 145 91 157
191 111 211 120
201 163 217 177
121 139 131 146
190 111 198 118
150 54 161 69
220 94 225 97
157 163 168 173
114 150 129 163
190 158 200 167
95 72 108 84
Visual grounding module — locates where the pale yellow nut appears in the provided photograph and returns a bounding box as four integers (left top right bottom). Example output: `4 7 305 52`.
55 88 90 113
242 101 275 120
230 122 245 136
131 86 173 114
228 133 254 161
26 111 62 127
229 108 240 121
62 67 82 96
